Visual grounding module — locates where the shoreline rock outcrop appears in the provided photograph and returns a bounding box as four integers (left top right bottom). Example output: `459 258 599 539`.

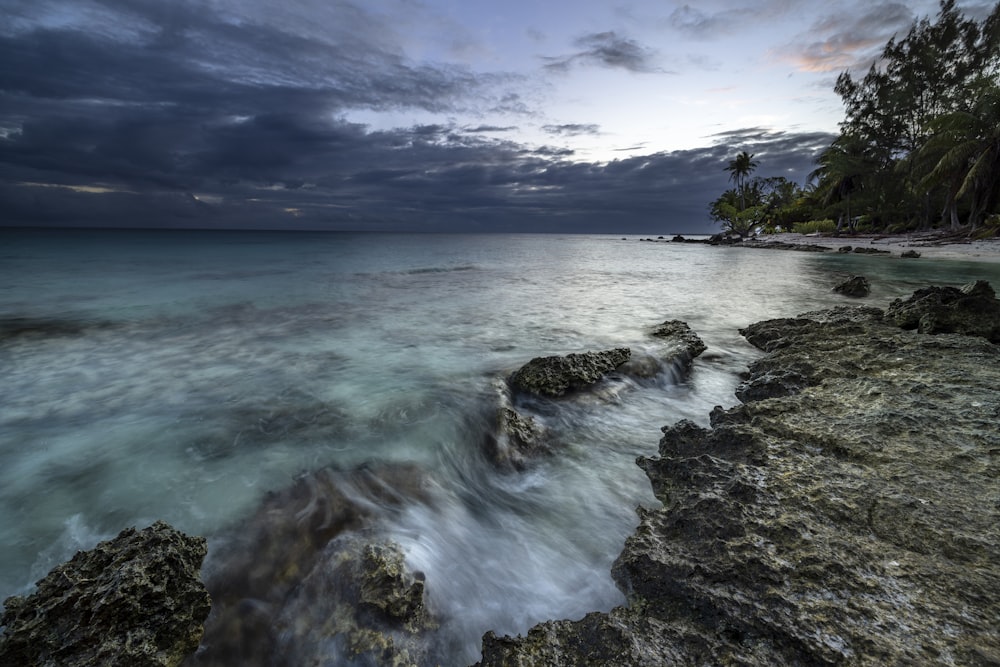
833 274 871 297
477 286 1000 665
886 279 1000 342
0 521 210 667
508 348 631 398
187 462 437 667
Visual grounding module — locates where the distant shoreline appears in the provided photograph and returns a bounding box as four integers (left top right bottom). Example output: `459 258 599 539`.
743 231 1000 263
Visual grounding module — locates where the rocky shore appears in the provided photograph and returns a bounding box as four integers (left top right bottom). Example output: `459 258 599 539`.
4 283 999 666
477 282 1000 665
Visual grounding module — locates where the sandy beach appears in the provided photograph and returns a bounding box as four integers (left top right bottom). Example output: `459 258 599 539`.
759 231 1000 263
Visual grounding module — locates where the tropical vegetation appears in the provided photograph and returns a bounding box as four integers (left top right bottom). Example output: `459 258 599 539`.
710 0 1000 237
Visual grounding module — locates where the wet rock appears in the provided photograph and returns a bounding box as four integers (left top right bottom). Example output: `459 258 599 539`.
0 521 210 667
478 289 1000 666
900 249 921 258
508 348 631 398
622 321 707 380
853 246 891 254
833 274 871 297
838 245 853 253
489 407 548 470
708 233 742 245
483 380 551 470
671 235 686 242
650 320 707 359
885 280 1000 342
188 462 434 667
268 537 436 667
741 240 831 252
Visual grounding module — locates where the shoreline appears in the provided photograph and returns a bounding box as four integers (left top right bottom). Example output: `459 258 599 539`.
747 231 1000 263
480 282 1000 665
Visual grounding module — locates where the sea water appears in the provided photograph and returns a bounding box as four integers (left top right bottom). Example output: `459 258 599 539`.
2 229 998 663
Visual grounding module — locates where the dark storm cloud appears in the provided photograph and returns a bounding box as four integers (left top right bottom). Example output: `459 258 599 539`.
542 124 602 137
3 117 833 232
0 0 832 233
543 31 664 73
464 125 518 133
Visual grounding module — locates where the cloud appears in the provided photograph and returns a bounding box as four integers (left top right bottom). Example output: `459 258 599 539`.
668 5 736 37
777 2 918 73
542 124 601 137
665 1 809 39
543 31 663 73
0 0 835 233
464 124 518 133
2 109 833 233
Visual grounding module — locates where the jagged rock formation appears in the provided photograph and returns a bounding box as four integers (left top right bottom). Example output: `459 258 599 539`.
0 521 210 667
483 378 551 471
494 328 704 470
622 321 707 380
508 348 631 398
650 320 707 359
886 279 1000 342
833 274 871 297
477 288 1000 666
187 463 438 667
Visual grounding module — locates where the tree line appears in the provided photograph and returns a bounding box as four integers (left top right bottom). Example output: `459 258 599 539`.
710 0 1000 238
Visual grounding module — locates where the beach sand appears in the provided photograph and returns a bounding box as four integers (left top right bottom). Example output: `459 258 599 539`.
761 231 1000 263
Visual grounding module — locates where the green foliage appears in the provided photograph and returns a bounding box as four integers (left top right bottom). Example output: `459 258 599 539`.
710 168 813 233
792 219 837 235
810 0 1000 231
813 0 1000 232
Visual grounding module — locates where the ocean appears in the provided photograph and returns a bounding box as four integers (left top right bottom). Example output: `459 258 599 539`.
2 229 998 664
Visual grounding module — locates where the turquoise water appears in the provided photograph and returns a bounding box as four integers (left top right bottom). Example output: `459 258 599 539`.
2 229 998 663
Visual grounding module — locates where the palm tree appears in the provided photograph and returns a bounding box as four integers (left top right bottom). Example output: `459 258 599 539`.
920 81 1000 229
809 135 875 232
724 151 759 210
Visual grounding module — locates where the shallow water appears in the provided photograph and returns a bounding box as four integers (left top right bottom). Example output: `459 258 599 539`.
2 229 998 664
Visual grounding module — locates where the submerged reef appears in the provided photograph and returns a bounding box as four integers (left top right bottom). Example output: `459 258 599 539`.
478 283 1000 665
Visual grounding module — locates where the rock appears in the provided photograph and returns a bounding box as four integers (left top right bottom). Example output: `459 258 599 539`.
853 246 890 254
838 245 853 253
708 233 742 245
623 321 707 381
478 290 1000 666
833 274 871 297
740 240 831 252
508 348 631 398
885 280 1000 342
671 235 686 242
482 379 551 470
649 320 707 359
358 542 429 627
0 521 210 667
900 249 921 258
265 536 436 667
188 462 434 666
490 407 547 469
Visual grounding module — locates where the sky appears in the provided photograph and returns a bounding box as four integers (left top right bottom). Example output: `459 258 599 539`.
0 0 992 233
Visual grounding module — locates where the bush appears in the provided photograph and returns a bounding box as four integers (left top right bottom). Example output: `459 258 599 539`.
972 217 1000 239
792 219 837 234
